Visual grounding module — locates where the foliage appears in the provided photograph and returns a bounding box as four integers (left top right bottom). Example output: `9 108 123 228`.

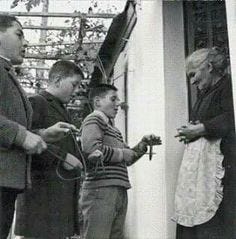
10 0 118 92
10 0 119 122
11 0 43 11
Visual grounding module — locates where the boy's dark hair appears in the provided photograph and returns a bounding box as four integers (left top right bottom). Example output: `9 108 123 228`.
89 84 118 103
0 15 22 32
48 60 84 82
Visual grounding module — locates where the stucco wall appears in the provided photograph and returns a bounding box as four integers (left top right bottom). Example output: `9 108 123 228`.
163 2 188 239
114 1 188 239
123 1 167 238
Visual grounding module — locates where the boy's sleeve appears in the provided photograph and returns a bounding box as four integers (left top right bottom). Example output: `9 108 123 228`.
132 142 148 158
0 114 27 148
121 142 148 166
0 67 27 149
28 95 67 168
81 114 136 164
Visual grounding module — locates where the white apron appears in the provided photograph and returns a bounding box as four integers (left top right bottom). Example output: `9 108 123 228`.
173 137 224 227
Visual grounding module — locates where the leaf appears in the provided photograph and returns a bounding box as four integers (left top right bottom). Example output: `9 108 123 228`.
10 0 20 8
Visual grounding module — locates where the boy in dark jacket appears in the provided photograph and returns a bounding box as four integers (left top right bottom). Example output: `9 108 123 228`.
15 61 85 239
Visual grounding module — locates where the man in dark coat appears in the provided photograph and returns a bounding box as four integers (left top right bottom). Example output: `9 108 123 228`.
0 15 77 239
15 60 84 239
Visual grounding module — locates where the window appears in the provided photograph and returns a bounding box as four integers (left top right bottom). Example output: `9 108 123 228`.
183 1 229 113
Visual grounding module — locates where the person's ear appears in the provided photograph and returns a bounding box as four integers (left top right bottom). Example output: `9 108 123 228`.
54 75 62 87
208 62 214 73
94 96 100 108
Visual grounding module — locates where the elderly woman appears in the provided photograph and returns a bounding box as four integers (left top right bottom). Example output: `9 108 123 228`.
174 47 235 239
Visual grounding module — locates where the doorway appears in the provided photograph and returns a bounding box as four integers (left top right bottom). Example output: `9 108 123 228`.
183 1 229 112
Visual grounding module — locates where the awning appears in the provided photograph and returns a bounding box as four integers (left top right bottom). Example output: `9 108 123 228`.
90 0 137 87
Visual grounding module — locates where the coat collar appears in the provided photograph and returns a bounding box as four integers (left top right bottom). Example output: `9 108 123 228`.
0 56 12 71
40 90 71 122
40 90 64 106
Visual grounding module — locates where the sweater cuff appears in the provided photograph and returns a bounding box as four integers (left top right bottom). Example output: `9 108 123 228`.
14 125 27 147
133 141 148 158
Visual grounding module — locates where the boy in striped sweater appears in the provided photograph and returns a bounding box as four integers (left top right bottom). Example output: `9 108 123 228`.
80 84 161 239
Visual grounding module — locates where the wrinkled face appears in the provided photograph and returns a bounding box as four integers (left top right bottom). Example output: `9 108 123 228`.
0 21 28 65
187 61 213 91
96 90 120 119
57 74 82 103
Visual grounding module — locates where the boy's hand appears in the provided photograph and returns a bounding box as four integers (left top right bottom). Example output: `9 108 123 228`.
39 122 77 143
88 149 103 164
141 134 162 146
22 131 47 154
63 153 83 171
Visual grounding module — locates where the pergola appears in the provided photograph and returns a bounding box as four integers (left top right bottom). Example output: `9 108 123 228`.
0 0 137 127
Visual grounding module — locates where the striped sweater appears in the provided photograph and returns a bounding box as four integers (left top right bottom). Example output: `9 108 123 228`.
81 110 146 189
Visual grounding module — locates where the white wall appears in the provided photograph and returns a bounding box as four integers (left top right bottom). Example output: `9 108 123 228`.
114 1 188 239
124 1 167 238
163 2 188 239
114 51 128 138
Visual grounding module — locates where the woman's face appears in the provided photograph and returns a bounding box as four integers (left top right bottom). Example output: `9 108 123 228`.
187 61 213 91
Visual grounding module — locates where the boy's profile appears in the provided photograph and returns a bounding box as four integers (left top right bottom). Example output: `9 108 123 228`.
15 60 84 239
80 84 161 239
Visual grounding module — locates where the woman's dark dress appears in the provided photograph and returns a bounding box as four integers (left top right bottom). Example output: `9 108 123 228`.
176 76 236 239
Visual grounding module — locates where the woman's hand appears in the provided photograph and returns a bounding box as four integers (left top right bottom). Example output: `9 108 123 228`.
175 123 206 143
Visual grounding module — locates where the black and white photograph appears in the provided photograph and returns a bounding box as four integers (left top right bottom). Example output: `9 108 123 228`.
0 0 235 239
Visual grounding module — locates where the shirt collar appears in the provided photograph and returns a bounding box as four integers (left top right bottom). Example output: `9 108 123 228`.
40 90 64 106
43 89 68 105
0 55 11 63
0 56 14 72
94 110 110 124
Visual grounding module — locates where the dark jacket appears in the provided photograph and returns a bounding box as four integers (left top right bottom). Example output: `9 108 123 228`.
190 75 235 168
15 91 81 239
0 57 32 189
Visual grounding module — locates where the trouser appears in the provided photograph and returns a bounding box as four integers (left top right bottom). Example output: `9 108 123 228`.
80 186 128 239
0 187 19 239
